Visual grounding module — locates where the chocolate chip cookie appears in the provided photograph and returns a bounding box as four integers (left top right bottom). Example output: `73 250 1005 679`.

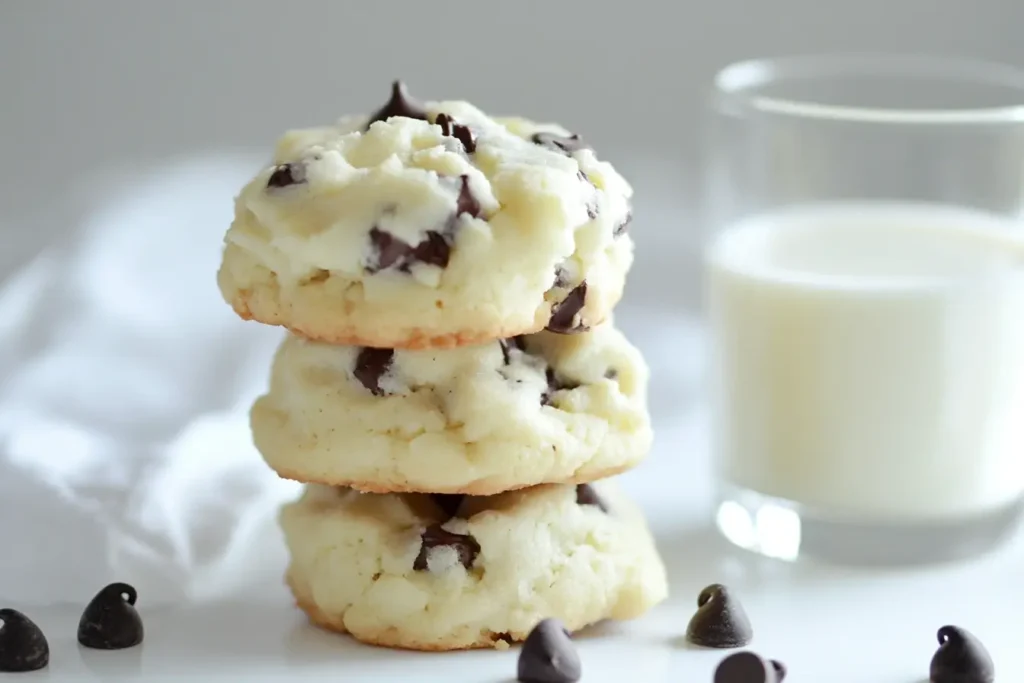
217 83 634 348
280 480 667 651
251 321 651 494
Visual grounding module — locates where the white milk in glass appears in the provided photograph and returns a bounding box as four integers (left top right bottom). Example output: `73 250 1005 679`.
707 202 1024 522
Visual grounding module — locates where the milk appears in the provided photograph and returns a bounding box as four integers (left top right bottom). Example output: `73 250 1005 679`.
706 202 1024 522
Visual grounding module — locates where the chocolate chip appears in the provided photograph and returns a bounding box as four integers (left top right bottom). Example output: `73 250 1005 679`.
604 368 618 380
454 175 482 219
771 660 787 682
930 626 994 683
575 484 608 512
686 584 753 649
77 582 144 650
531 132 590 155
713 652 779 683
413 524 481 571
577 171 598 219
517 618 581 683
499 337 526 365
546 282 588 334
614 211 632 238
553 265 571 289
0 609 49 672
541 366 580 406
431 494 466 520
436 113 477 153
353 348 394 396
367 227 451 273
366 80 428 128
266 162 306 189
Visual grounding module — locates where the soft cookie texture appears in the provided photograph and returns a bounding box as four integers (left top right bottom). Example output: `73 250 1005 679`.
280 480 667 651
218 83 634 348
251 322 652 494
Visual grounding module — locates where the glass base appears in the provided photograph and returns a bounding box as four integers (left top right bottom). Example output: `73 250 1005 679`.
715 483 1024 565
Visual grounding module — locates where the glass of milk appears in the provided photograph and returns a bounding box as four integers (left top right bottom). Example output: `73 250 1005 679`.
704 55 1024 564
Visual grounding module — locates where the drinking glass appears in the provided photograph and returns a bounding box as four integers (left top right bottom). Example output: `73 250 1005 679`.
703 55 1024 564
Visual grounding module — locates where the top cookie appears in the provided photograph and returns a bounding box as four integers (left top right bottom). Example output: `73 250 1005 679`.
218 82 634 348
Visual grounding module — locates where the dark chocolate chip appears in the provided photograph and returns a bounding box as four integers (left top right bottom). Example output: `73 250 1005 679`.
0 609 49 672
930 625 994 683
492 632 515 645
604 368 618 380
366 80 428 128
353 348 395 396
436 113 477 153
614 211 632 238
266 162 306 189
541 367 580 406
414 524 481 571
586 203 598 220
431 494 466 520
713 651 779 683
771 660 787 682
77 582 144 650
575 484 608 512
455 175 482 219
367 227 451 273
553 265 571 289
686 584 753 649
517 618 581 683
499 336 528 365
546 282 588 334
531 132 590 155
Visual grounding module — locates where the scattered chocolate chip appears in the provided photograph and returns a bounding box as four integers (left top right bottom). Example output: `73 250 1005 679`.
266 162 306 189
930 625 994 683
586 202 598 220
517 618 581 683
604 368 618 380
499 337 526 365
366 80 428 128
614 211 632 238
546 282 588 334
77 583 144 650
531 132 590 155
575 484 608 512
686 584 753 649
367 227 451 273
771 660 787 682
714 651 779 683
454 175 482 219
414 524 481 571
353 348 395 396
431 494 466 520
541 366 580 406
0 609 49 672
436 113 477 153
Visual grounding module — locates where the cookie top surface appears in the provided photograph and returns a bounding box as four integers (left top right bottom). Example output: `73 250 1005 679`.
219 83 634 348
251 322 652 494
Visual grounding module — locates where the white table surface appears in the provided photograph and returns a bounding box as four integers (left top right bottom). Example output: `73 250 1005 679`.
3 307 1021 683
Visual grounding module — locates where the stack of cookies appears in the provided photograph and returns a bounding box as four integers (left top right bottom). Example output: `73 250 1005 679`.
217 82 668 651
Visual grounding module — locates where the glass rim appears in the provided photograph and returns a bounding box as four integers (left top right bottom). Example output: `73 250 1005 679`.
713 53 1024 125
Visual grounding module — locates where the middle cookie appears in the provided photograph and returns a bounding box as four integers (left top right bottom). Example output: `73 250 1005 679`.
252 322 651 494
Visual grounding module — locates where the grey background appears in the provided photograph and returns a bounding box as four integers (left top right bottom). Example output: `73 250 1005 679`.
1 0 1022 279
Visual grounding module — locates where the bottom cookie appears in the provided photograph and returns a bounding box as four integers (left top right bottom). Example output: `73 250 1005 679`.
280 480 668 651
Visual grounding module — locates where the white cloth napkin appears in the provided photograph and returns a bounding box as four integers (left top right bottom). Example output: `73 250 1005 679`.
0 154 703 608
0 156 300 606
